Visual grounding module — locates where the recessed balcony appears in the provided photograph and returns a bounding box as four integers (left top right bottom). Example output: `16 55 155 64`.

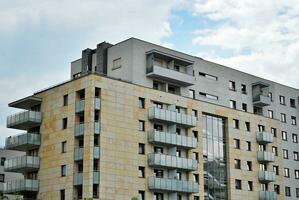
148 130 197 149
4 179 38 194
7 111 41 130
4 156 39 173
256 131 273 144
75 99 85 113
148 153 197 171
148 177 199 193
74 123 84 137
74 172 83 186
257 151 275 163
258 171 276 183
5 133 40 151
259 191 277 200
148 107 197 127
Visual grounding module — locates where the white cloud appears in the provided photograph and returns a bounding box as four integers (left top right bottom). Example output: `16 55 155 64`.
192 0 299 88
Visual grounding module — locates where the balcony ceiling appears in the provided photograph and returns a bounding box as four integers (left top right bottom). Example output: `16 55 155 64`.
9 96 42 109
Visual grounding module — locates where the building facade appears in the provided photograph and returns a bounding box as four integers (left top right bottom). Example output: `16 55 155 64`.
3 38 299 199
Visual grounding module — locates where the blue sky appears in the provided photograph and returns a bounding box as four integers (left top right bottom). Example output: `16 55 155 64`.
1 0 299 145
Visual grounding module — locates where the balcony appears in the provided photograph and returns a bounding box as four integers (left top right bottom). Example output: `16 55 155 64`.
93 171 100 184
95 121 100 134
148 107 196 127
4 179 38 194
9 96 42 110
75 99 85 113
259 191 277 200
253 95 271 107
94 147 100 159
94 98 101 110
257 151 275 163
7 111 41 130
0 183 3 192
258 171 276 183
4 156 39 173
74 148 83 161
74 123 84 137
148 177 199 193
148 153 197 171
74 172 83 186
256 131 273 144
5 133 40 151
148 130 197 149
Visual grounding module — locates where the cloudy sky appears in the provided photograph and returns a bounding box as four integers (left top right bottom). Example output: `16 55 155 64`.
1 0 299 145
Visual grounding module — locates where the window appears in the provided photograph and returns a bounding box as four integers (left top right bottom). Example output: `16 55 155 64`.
295 170 299 179
242 103 247 112
62 118 68 129
153 102 163 109
245 122 250 131
235 179 242 190
154 169 163 178
193 131 198 141
154 193 163 200
174 65 180 71
285 186 291 197
271 128 277 137
293 134 298 143
0 174 4 183
63 94 68 106
233 119 239 129
259 144 266 152
282 131 288 141
112 58 121 70
268 92 273 101
294 152 299 161
154 146 163 154
258 124 265 132
176 172 181 180
246 141 251 151
291 116 297 125
194 196 200 200
139 120 145 131
296 188 299 198
284 168 290 177
281 113 286 123
193 174 199 183
138 166 145 178
274 184 280 194
138 191 145 200
268 110 273 119
246 161 252 171
93 184 99 198
234 159 241 169
176 150 181 157
198 72 218 81
272 146 278 156
192 109 198 119
61 165 67 177
60 189 65 200
273 165 279 175
247 181 253 191
138 97 145 108
0 157 5 166
189 89 195 99
233 139 240 149
241 84 247 94
138 143 145 155
230 100 236 109
290 98 296 108
229 80 236 91
279 95 285 105
199 92 218 100
62 141 67 153
193 152 199 162
283 149 289 159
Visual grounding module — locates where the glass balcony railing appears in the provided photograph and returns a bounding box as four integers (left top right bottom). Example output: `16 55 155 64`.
5 133 40 151
95 121 100 134
94 147 100 159
257 151 275 163
74 123 84 137
93 171 100 184
4 156 39 173
258 171 276 183
94 98 101 110
259 191 277 200
7 111 41 130
256 132 273 144
4 179 38 194
148 153 197 171
74 148 83 161
148 177 199 193
148 130 197 149
148 107 197 127
74 172 83 186
75 99 85 113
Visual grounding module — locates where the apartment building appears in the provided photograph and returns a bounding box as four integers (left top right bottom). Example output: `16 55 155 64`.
0 148 24 199
3 38 299 200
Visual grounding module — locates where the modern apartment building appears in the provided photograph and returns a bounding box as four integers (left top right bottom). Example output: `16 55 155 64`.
0 147 25 199
3 37 299 200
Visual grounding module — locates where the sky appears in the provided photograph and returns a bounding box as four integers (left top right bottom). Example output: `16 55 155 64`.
1 0 299 145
